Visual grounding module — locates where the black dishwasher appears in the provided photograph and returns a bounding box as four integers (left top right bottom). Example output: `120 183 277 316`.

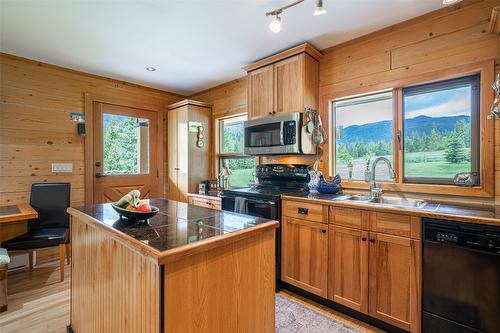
423 218 500 333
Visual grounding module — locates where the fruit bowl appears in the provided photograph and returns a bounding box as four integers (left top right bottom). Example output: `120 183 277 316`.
111 203 159 221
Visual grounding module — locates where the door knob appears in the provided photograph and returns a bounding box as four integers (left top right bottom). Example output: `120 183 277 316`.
362 237 367 242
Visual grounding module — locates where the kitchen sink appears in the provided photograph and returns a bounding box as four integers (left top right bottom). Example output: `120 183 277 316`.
340 195 427 209
344 195 372 202
369 197 427 208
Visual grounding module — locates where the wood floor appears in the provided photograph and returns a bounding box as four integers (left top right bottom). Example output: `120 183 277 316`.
0 260 383 333
0 260 70 333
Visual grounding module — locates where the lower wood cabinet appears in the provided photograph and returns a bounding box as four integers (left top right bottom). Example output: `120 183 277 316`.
282 199 421 333
369 233 421 333
281 216 328 297
328 225 369 313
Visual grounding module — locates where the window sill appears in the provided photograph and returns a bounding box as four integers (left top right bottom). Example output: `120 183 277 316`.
340 180 493 198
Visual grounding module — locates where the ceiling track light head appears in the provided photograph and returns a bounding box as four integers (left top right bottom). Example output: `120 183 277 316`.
314 0 326 16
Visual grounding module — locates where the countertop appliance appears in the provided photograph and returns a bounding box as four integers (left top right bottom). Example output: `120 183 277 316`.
423 218 500 333
243 112 315 155
221 164 310 289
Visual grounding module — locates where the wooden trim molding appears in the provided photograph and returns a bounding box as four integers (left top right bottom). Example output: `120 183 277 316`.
83 93 165 204
242 42 322 72
168 99 213 110
489 6 500 34
321 60 495 198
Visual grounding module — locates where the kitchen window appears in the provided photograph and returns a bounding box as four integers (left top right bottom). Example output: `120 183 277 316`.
332 68 485 193
218 114 256 188
403 74 480 185
333 91 394 182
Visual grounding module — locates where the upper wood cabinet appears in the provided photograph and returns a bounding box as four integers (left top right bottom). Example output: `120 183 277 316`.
167 100 212 203
281 216 328 297
243 43 321 120
248 66 274 119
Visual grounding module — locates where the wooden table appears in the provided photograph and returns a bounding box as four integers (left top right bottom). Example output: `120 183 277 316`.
0 204 38 243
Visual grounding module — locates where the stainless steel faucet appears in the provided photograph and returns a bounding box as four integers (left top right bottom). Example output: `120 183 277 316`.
370 157 396 198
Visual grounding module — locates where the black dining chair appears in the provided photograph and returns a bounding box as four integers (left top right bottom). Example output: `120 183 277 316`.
3 183 71 281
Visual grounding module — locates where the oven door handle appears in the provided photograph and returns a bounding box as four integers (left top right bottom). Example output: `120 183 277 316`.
221 196 276 206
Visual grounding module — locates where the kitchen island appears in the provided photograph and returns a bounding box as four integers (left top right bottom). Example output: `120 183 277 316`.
67 199 278 333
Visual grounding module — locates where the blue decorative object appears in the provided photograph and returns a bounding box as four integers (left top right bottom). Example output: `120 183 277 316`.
316 174 342 194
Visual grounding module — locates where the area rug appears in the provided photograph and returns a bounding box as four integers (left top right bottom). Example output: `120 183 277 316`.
276 294 363 333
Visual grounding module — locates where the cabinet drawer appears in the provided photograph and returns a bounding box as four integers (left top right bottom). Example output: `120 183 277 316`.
369 212 420 238
189 197 212 209
330 207 364 229
283 200 327 223
211 201 221 210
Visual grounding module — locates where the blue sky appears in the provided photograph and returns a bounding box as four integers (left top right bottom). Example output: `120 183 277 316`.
335 85 471 128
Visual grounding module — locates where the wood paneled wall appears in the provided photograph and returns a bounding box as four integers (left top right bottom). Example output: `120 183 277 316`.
0 54 183 207
191 0 500 201
191 77 248 118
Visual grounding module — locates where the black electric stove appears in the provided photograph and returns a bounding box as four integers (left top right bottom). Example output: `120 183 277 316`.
221 164 310 217
221 164 310 290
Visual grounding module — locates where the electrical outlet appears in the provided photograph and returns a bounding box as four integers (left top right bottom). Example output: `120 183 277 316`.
52 163 73 173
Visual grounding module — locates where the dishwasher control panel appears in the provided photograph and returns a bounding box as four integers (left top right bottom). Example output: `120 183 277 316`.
424 218 500 254
436 232 458 243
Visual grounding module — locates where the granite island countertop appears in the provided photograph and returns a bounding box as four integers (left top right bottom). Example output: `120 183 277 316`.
68 198 278 264
282 193 500 227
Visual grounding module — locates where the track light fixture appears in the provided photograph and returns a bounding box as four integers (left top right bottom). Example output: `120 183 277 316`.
266 0 326 33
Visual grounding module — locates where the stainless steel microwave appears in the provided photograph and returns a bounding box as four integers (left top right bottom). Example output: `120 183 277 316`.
243 112 315 155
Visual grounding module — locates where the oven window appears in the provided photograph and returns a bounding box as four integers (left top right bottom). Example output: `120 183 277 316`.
245 122 282 147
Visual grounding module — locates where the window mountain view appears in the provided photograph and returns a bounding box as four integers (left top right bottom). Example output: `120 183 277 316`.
335 81 476 183
336 115 472 179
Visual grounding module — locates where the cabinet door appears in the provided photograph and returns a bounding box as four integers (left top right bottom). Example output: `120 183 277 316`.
176 107 189 202
248 65 274 119
167 109 179 201
369 233 421 333
274 55 304 114
281 216 328 297
328 225 369 314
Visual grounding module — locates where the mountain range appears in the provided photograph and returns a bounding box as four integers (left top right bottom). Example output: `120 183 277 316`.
337 115 470 143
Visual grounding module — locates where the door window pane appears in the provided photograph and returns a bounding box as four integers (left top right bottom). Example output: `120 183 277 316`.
220 115 246 153
221 157 256 188
403 75 480 184
103 113 150 175
334 92 394 181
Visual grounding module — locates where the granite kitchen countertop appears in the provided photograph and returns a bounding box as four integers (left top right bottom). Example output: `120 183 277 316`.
68 198 278 264
282 192 500 227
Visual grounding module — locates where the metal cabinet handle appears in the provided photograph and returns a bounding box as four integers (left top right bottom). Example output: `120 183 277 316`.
369 238 375 243
95 173 107 178
362 237 367 242
321 229 326 234
298 207 309 215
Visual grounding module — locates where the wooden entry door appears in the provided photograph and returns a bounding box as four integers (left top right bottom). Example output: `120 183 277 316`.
93 102 159 203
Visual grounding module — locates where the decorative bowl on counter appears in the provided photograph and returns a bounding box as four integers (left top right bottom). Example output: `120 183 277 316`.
316 174 342 194
111 203 159 221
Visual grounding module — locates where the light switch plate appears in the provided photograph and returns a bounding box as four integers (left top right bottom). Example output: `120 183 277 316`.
52 163 73 173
